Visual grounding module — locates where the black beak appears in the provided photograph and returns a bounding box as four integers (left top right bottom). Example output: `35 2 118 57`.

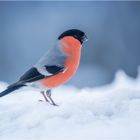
82 34 88 43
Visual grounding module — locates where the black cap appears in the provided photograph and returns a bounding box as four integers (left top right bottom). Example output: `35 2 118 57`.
58 29 88 44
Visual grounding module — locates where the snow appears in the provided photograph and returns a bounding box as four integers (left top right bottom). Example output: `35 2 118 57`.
0 70 140 140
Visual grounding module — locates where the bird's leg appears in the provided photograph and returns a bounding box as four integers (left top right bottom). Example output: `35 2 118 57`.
40 91 51 104
46 90 58 106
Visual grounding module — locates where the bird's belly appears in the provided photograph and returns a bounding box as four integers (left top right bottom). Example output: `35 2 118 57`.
26 81 49 91
39 57 80 88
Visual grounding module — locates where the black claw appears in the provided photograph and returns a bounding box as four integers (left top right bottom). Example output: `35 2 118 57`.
38 100 43 102
52 103 59 106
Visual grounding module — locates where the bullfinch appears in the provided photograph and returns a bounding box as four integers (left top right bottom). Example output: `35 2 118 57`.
0 29 88 105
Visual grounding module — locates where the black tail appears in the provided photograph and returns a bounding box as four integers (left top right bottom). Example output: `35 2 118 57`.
0 83 25 97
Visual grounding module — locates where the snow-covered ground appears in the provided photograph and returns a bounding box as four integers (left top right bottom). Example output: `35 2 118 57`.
0 70 140 140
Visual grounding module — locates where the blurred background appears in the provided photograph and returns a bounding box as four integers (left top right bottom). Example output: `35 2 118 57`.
0 1 140 88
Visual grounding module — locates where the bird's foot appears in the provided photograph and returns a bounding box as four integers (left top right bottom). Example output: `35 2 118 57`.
45 90 59 106
47 96 59 106
40 91 58 106
38 99 58 106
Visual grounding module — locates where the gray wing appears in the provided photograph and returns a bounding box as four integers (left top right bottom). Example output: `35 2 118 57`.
34 42 67 76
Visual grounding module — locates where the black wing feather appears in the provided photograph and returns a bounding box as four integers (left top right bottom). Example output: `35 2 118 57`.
18 66 64 83
19 67 45 83
44 65 64 75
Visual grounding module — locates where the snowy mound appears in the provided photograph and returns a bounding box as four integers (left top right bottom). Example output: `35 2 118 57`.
0 71 140 140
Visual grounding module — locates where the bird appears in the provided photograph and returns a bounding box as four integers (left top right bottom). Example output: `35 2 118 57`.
0 29 88 106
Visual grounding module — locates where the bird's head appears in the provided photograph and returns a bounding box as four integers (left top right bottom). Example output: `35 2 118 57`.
58 29 88 54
